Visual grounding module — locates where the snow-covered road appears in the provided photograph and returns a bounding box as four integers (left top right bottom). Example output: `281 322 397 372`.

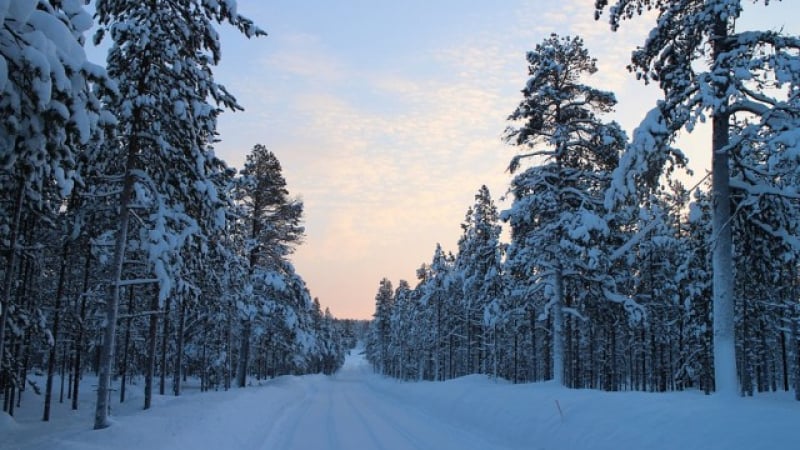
255 353 503 450
4 352 510 450
4 350 800 449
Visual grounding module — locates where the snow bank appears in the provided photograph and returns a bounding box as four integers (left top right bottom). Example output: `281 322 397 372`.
3 353 798 450
370 375 798 450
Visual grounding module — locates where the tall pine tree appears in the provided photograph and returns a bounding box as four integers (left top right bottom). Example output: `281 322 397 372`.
596 0 800 396
503 34 626 386
91 0 264 428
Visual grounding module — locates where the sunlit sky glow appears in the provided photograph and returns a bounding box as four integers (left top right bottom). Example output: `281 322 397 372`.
92 1 800 319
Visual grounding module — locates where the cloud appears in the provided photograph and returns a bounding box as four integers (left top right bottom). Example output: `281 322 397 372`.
271 64 513 314
212 0 683 318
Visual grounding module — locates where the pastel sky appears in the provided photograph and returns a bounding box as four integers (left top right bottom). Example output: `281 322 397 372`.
94 1 800 319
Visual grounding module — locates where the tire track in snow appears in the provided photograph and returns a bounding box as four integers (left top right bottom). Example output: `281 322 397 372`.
255 380 317 450
356 376 511 450
340 385 428 450
323 382 342 450
336 385 393 450
249 351 511 450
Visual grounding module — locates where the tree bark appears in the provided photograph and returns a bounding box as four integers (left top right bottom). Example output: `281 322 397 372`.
224 309 232 390
43 242 70 421
72 253 91 410
144 290 159 409
793 306 800 401
120 287 135 403
94 141 138 429
173 298 186 396
236 319 250 388
710 14 738 398
15 230 37 411
160 296 172 395
200 317 208 392
552 267 565 386
60 343 68 403
0 182 25 375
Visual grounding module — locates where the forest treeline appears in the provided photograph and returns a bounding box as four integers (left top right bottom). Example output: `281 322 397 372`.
0 1 350 428
366 2 800 399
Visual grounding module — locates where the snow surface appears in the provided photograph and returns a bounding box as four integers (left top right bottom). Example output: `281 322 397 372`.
3 350 799 449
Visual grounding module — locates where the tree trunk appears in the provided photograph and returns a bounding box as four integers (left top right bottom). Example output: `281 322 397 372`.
464 303 470 375
438 298 442 381
530 311 537 382
491 324 498 380
72 253 91 411
62 343 69 403
793 308 800 401
200 317 208 392
236 319 251 388
43 242 70 421
6 372 15 416
144 290 159 410
781 327 789 392
552 267 565 386
224 311 232 390
0 183 25 374
120 287 134 403
513 322 518 383
160 296 172 395
68 351 74 401
94 142 138 430
173 298 186 396
711 15 738 398
16 240 36 411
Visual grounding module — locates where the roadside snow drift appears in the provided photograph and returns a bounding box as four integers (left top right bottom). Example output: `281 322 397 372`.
3 351 799 450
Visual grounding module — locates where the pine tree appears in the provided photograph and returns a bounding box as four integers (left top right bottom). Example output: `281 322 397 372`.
597 0 800 396
457 186 503 375
91 0 264 428
238 144 304 269
234 144 303 387
503 34 626 386
0 0 108 386
417 245 456 381
389 280 414 379
368 278 394 375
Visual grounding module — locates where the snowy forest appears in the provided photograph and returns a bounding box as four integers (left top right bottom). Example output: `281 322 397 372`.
3 0 800 445
367 1 800 400
0 0 350 430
